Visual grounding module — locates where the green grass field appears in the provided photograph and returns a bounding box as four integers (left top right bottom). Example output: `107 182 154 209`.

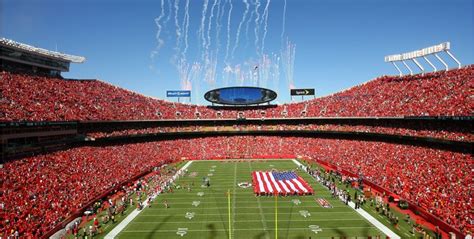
114 160 388 239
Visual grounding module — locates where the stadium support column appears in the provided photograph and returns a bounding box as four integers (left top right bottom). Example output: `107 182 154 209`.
423 56 437 72
445 50 462 69
402 60 413 75
391 62 403 76
412 58 424 75
435 53 449 71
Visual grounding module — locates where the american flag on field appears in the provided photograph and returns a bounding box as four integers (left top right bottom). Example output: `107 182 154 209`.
251 171 314 196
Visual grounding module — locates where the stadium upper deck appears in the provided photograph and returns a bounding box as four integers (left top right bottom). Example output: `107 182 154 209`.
1 65 472 122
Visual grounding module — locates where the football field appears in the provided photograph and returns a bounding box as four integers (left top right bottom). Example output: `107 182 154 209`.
114 160 387 239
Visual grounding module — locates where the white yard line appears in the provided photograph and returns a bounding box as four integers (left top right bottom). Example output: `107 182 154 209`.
130 218 367 224
139 211 361 216
122 226 377 233
347 201 401 239
104 160 194 239
292 159 401 239
145 205 347 210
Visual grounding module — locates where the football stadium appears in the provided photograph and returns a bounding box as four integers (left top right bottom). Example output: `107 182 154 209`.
1 0 473 239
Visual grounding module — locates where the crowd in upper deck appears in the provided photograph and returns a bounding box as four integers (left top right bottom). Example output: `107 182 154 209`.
86 122 472 142
1 66 472 122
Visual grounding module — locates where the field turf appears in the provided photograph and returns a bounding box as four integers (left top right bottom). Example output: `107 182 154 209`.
115 160 387 239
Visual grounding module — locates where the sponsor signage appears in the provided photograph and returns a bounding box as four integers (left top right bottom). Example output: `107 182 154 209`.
290 88 315 96
385 42 450 62
167 90 191 97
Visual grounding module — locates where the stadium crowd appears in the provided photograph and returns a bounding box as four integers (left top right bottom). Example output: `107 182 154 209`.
0 144 177 238
1 136 471 237
1 65 472 121
86 123 472 142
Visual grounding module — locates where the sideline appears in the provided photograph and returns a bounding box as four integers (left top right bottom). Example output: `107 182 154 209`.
291 159 401 239
104 160 194 239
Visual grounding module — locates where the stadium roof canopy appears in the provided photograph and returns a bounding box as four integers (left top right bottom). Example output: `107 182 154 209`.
0 38 85 72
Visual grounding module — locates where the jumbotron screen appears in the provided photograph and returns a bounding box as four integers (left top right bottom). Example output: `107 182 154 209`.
204 86 277 105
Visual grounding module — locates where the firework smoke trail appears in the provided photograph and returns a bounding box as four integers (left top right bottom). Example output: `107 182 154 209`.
234 64 243 86
281 0 287 42
206 0 218 58
231 0 250 59
190 62 202 103
271 53 280 92
164 0 172 25
204 54 218 86
224 0 233 64
214 0 223 84
254 0 261 55
258 54 271 88
260 0 271 55
173 0 182 62
182 0 190 57
244 0 255 49
177 59 190 90
198 0 210 59
223 64 232 87
150 0 166 60
252 62 259 86
215 0 223 50
281 39 296 89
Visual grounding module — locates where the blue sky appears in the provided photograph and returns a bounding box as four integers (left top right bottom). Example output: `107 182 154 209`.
2 0 473 104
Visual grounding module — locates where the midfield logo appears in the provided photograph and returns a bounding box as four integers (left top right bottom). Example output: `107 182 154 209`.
197 192 204 197
192 201 201 207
